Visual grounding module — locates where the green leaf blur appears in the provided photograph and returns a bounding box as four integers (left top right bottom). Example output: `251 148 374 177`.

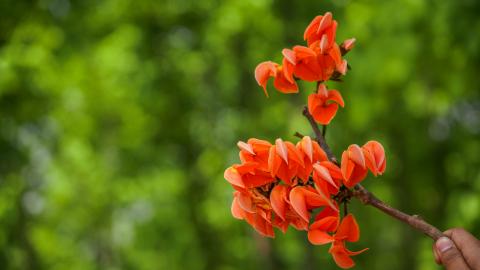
0 0 479 269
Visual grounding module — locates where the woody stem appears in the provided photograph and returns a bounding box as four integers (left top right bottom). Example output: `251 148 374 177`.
302 106 444 240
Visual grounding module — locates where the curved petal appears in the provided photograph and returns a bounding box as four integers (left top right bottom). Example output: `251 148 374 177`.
348 144 366 168
312 103 339 125
308 229 334 245
310 216 338 232
317 12 333 34
273 68 298 94
275 138 289 164
231 196 245 219
282 48 296 64
327 90 345 107
237 192 256 213
331 250 355 269
312 141 329 162
313 163 338 189
304 15 322 41
286 141 304 167
335 214 360 242
270 185 288 221
237 141 255 155
341 38 356 52
254 61 277 97
268 146 281 177
289 186 309 223
300 136 313 162
224 167 245 188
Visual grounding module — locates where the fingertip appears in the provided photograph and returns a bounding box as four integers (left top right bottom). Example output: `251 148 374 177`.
436 237 454 253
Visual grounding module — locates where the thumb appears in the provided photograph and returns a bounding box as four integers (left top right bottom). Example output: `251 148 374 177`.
435 236 470 270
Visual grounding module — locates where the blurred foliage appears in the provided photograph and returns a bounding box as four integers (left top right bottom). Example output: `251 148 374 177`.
0 0 479 269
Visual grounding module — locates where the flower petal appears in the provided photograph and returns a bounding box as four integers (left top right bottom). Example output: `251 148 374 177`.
231 196 245 219
308 229 334 245
270 185 288 221
224 167 245 188
313 163 338 189
275 138 289 164
254 61 277 97
327 90 345 107
335 214 360 242
289 186 309 223
237 141 255 155
348 144 365 168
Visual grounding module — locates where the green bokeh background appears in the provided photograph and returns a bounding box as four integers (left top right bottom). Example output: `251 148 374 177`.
1 0 479 269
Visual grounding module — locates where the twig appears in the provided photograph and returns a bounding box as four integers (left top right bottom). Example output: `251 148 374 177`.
302 106 443 240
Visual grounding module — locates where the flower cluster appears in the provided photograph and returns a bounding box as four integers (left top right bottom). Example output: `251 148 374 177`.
255 12 355 125
225 137 385 268
226 11 388 269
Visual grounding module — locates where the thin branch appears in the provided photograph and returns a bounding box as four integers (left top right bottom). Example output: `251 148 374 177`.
302 106 443 240
353 184 443 240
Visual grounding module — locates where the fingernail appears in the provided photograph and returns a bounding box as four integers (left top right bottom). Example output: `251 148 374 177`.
436 237 454 253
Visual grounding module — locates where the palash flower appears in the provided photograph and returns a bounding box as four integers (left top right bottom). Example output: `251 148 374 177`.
231 189 275 237
341 144 368 188
362 140 387 176
308 83 345 125
255 61 298 97
303 12 337 48
295 136 329 182
255 12 353 96
308 213 368 269
268 138 305 185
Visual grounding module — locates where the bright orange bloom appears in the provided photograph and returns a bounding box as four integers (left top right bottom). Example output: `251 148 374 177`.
255 12 355 96
238 138 272 172
308 213 368 269
289 185 337 223
255 61 298 97
270 184 309 231
308 84 345 125
268 138 305 185
329 214 368 269
304 12 337 49
313 161 342 195
362 140 386 176
295 136 328 182
231 190 275 237
341 144 368 188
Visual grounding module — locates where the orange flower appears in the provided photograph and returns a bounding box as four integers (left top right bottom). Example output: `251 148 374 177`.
231 190 275 237
309 213 368 269
289 185 337 223
295 136 329 182
341 144 368 188
329 214 368 269
362 140 386 176
270 184 309 231
268 138 305 185
304 12 337 49
255 61 298 97
237 138 272 172
313 161 342 195
308 83 345 125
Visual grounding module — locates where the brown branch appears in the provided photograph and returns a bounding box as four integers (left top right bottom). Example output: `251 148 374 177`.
302 106 443 240
353 185 443 240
